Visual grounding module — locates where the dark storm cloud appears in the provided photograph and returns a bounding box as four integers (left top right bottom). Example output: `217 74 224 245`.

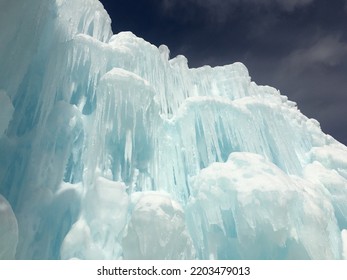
99 0 347 145
160 0 316 19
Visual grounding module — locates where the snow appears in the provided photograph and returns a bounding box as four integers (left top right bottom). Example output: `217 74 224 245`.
0 0 347 259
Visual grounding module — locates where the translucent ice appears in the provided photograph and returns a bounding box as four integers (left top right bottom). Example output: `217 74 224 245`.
0 90 14 138
0 195 18 259
0 0 347 259
343 230 347 260
122 192 195 259
187 153 341 259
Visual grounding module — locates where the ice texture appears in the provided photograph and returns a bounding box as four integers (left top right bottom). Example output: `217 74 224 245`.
0 90 14 138
122 192 195 259
0 0 347 259
0 195 18 259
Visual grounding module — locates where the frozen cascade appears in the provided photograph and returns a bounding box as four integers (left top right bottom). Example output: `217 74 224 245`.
0 0 347 259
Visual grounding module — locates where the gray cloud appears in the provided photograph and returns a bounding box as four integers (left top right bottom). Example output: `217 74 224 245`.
285 35 347 70
276 0 314 11
273 34 347 143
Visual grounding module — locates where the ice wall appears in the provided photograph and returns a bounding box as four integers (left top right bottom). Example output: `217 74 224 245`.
0 0 347 259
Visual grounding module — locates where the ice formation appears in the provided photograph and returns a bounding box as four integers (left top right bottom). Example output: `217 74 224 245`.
1 0 347 260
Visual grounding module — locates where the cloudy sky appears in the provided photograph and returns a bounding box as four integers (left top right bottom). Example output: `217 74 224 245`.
100 0 347 146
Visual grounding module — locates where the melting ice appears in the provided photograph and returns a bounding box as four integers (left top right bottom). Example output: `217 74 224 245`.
1 0 347 260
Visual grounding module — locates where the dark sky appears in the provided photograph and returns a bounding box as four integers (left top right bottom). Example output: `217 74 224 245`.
99 0 347 146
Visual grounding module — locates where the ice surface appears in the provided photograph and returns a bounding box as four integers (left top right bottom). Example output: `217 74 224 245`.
0 90 14 138
343 230 347 260
187 153 340 259
122 192 195 259
0 195 18 259
0 0 347 259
